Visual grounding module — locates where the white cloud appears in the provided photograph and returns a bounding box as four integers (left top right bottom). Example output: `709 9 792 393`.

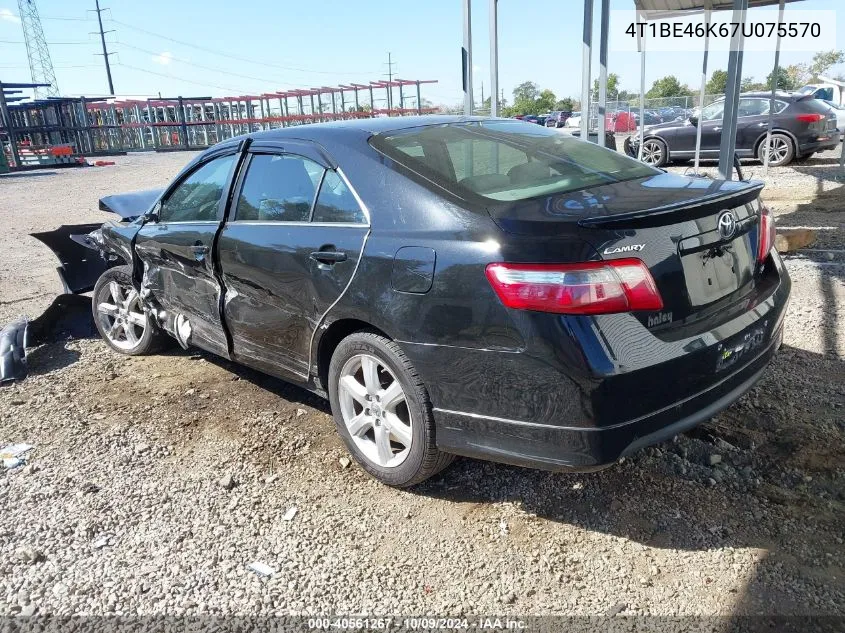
0 8 21 23
152 51 173 65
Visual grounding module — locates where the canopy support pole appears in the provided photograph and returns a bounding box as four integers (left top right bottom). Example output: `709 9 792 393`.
763 0 786 175
580 0 594 141
489 0 499 118
693 1 712 174
597 0 610 147
718 0 748 180
637 11 646 161
462 0 474 116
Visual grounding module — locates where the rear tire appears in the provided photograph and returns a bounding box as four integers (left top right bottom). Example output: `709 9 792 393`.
757 133 794 167
92 265 166 356
328 332 453 487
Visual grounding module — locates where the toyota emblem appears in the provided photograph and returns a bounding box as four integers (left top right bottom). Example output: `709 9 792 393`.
717 210 737 240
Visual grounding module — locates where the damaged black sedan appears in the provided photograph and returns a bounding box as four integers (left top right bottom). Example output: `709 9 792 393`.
48 116 790 486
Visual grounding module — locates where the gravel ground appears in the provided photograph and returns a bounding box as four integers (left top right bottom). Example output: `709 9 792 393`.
0 149 843 619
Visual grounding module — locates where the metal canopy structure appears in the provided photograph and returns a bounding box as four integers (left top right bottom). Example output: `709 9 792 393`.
472 0 834 181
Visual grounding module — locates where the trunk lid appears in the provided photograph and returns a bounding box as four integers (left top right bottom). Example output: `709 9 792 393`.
487 172 766 333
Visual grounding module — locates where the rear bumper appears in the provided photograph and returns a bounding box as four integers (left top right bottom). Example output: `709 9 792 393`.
432 325 780 471
799 130 841 153
410 254 791 472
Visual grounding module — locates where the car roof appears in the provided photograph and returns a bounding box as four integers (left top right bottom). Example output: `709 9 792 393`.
241 114 488 142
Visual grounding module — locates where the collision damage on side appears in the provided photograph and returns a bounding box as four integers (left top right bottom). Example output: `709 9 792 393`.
2 117 791 488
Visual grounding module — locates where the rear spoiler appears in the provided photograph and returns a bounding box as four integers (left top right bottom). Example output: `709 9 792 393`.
578 181 764 229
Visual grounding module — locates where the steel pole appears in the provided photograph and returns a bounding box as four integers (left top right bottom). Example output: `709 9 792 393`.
489 0 499 117
638 13 646 160
693 1 712 173
580 0 594 141
462 0 473 115
597 0 610 147
763 0 785 175
718 0 748 180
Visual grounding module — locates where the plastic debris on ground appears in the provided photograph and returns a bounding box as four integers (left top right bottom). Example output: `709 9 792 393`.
282 506 298 521
1 443 34 469
247 561 277 577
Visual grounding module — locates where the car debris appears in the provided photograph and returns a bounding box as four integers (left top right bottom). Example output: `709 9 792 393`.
0 188 159 384
246 561 276 578
1 443 34 469
282 506 298 521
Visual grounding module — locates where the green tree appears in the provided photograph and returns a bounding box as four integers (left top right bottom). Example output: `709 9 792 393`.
766 66 799 91
646 76 693 99
536 89 556 112
591 73 620 101
810 50 845 81
741 77 766 92
554 97 574 111
512 81 539 102
706 69 728 94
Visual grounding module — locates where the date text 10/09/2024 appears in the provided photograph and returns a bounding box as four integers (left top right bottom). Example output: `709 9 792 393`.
307 617 529 630
626 21 821 39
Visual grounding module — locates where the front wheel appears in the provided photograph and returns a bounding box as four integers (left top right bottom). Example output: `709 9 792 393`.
640 138 668 167
328 332 453 487
92 265 166 355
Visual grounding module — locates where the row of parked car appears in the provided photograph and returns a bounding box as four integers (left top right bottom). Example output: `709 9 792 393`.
513 89 844 168
515 107 694 133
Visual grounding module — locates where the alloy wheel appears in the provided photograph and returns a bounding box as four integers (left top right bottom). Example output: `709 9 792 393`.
641 140 663 165
96 280 148 351
337 353 413 468
762 136 789 165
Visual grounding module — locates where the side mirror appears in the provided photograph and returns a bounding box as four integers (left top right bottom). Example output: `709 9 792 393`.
145 202 161 224
689 115 698 126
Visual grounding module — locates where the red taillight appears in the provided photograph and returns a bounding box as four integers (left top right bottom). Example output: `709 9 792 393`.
485 259 663 315
757 204 776 263
796 113 823 123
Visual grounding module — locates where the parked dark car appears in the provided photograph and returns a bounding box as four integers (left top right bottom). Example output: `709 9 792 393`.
625 92 841 167
522 114 540 124
72 116 789 487
545 111 571 128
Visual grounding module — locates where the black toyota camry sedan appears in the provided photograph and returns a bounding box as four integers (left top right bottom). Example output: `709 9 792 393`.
77 116 789 487
624 92 840 167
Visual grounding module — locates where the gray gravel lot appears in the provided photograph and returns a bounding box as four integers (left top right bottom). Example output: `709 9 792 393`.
0 149 843 618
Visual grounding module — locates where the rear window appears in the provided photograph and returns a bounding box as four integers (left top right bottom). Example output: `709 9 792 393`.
370 120 657 202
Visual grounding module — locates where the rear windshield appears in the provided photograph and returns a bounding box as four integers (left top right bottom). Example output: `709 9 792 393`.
370 120 657 202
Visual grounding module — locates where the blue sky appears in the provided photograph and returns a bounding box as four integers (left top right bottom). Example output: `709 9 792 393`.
0 0 842 106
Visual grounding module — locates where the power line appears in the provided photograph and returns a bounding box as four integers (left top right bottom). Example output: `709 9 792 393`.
0 39 93 45
115 61 249 94
107 18 377 77
116 42 304 88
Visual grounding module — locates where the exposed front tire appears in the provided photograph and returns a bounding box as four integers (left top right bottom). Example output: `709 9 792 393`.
92 265 166 355
328 331 453 487
757 133 795 167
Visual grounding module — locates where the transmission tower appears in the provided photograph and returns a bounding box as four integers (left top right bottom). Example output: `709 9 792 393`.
17 0 60 98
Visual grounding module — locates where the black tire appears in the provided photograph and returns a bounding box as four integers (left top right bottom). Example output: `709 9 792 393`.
757 133 794 167
328 331 454 487
92 265 167 356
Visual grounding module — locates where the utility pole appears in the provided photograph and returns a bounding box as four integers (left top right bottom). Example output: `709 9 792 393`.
384 52 397 110
92 0 115 95
481 81 484 112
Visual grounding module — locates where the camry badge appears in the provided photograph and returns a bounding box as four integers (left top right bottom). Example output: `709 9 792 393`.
603 244 645 255
717 210 737 240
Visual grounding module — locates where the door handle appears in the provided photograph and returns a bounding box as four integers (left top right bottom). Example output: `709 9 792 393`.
713 127 722 132
309 250 347 264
